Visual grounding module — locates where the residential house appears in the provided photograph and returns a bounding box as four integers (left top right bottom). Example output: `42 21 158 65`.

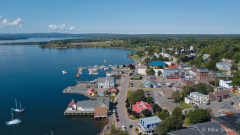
181 78 197 85
149 61 166 69
132 101 153 116
138 65 147 75
209 70 225 81
159 89 173 100
76 97 110 112
67 99 77 111
168 121 226 135
166 71 185 79
196 68 209 80
98 77 114 88
130 72 141 80
163 61 172 66
216 62 231 71
108 86 117 96
178 64 193 69
219 79 233 89
153 53 159 58
87 88 98 96
211 114 240 135
226 70 236 76
209 90 229 100
138 116 162 135
202 54 210 61
174 85 183 92
189 67 197 77
222 112 236 116
159 53 170 58
142 77 158 88
185 92 209 105
94 107 108 118
222 58 235 65
163 68 182 77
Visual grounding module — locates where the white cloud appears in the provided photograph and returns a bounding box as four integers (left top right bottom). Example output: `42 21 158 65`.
48 23 78 31
0 16 24 28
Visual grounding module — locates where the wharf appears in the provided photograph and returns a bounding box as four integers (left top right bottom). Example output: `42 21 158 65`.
64 110 94 116
62 85 97 100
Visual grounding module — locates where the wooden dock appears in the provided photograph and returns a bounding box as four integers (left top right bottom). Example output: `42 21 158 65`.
64 110 94 115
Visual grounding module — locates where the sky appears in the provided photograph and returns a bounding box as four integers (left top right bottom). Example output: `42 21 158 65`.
0 0 239 34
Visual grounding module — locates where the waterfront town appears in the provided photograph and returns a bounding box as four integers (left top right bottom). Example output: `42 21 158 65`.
62 46 240 135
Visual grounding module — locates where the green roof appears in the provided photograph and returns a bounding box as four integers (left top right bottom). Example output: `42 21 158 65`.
130 72 141 78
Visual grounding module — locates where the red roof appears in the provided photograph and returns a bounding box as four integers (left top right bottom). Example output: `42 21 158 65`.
68 99 76 108
165 66 177 69
132 101 152 113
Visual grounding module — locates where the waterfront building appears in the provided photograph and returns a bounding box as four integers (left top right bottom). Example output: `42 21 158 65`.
132 101 153 116
76 97 109 112
94 107 108 118
98 77 114 88
138 116 161 135
149 61 166 69
67 99 77 111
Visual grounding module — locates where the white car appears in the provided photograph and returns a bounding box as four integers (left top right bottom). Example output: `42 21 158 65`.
218 109 224 112
122 125 126 131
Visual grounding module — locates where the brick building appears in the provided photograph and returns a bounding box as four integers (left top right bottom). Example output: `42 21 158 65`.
196 68 209 80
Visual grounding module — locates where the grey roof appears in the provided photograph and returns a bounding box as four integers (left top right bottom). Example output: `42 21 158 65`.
168 122 226 135
77 97 109 108
212 114 240 134
141 116 162 125
191 92 207 97
180 76 185 78
142 77 158 86
197 68 209 72
98 77 114 83
183 78 197 81
223 79 231 81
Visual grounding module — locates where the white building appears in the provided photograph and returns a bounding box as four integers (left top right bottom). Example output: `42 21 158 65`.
216 62 231 71
138 116 162 135
159 53 170 58
98 77 114 88
219 79 233 89
185 92 209 105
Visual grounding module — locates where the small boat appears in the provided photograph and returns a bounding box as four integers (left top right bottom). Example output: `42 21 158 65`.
62 70 67 74
93 68 98 71
94 65 98 68
13 99 25 113
6 108 21 125
106 72 113 77
104 67 107 70
93 71 99 75
100 65 104 69
104 57 107 63
109 65 112 67
88 69 93 75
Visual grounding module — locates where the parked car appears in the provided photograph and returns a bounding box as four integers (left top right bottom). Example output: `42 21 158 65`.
168 85 173 88
129 125 133 128
206 102 211 105
116 118 119 122
218 100 222 102
218 109 224 112
193 106 198 109
230 102 234 105
122 125 126 131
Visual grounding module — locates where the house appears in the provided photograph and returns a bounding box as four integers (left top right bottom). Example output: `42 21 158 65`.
130 72 141 80
132 101 153 116
108 86 117 96
94 107 108 118
76 97 110 112
142 77 158 88
181 78 197 85
230 86 239 93
98 77 114 88
149 61 166 69
202 54 210 60
196 68 209 80
222 58 235 65
166 71 185 79
222 112 236 116
219 79 233 89
159 53 170 58
67 99 77 111
178 64 193 69
216 62 231 71
87 88 98 96
189 67 197 77
174 85 183 92
159 89 173 100
209 71 225 81
209 90 229 100
168 121 226 135
138 116 162 135
163 61 172 66
163 68 182 77
185 92 209 105
164 66 177 69
111 69 123 74
211 114 240 135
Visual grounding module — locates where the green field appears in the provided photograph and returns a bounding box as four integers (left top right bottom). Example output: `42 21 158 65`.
180 102 192 109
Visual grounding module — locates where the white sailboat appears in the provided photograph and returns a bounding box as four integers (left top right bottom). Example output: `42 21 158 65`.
12 99 25 113
62 70 67 74
6 108 21 125
104 57 107 62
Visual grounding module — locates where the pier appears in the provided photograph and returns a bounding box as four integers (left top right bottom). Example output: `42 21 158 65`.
64 110 94 116
62 85 97 100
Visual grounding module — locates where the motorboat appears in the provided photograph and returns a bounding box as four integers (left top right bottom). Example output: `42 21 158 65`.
106 72 113 77
104 67 107 70
104 57 107 62
12 99 25 113
62 70 67 74
88 69 93 75
93 68 98 71
6 108 21 125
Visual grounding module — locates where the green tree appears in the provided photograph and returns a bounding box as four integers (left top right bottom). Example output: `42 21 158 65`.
110 124 130 135
156 107 163 113
130 51 134 56
150 84 153 88
146 68 154 76
172 107 182 117
164 57 169 61
157 66 164 69
156 116 183 135
146 96 152 104
132 111 138 117
142 109 151 117
188 108 212 124
128 89 145 104
171 90 182 103
103 89 109 96
158 109 170 120
231 64 239 71
154 48 160 53
158 71 162 76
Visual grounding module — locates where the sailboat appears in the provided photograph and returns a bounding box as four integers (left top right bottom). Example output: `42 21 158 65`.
6 108 21 125
62 70 67 74
12 99 25 113
104 57 107 62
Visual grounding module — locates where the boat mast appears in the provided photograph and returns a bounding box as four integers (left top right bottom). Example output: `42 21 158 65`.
15 99 17 108
11 108 13 120
20 102 21 109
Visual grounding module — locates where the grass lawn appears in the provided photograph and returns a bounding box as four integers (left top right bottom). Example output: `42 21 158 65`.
110 96 115 102
180 102 192 109
133 55 145 61
184 117 191 126
218 69 228 72
127 91 133 101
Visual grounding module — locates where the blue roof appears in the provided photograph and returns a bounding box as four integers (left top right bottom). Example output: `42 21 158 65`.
141 116 162 125
98 93 104 96
149 61 166 66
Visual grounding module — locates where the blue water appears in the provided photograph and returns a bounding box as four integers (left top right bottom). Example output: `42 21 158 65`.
0 45 136 135
0 37 83 44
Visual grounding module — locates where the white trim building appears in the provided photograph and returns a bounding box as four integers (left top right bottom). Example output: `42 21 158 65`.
219 79 233 89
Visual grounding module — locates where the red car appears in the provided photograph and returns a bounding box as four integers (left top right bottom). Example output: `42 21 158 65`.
116 118 119 122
